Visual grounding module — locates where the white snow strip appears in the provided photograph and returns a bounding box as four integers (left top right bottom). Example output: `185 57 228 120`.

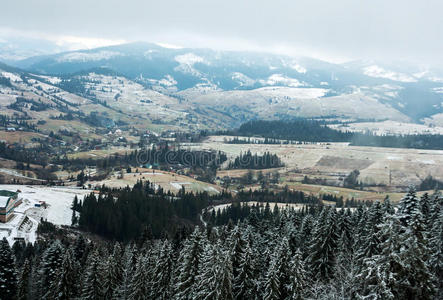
56 50 122 62
363 65 417 83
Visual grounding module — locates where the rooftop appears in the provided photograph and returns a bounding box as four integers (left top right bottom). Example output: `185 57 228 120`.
0 190 18 198
0 196 10 208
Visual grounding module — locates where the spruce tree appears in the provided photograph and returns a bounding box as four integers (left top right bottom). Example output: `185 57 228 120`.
355 202 383 264
357 214 436 299
81 249 103 299
151 240 175 299
174 227 205 299
428 198 442 298
17 258 31 300
287 248 308 300
229 225 247 282
39 240 64 299
194 241 233 300
53 249 77 299
263 258 280 300
233 241 256 300
129 254 150 300
398 187 420 227
307 207 339 281
102 243 123 299
0 238 17 300
113 244 136 299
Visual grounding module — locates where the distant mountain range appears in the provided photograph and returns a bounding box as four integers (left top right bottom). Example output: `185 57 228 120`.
1 41 443 128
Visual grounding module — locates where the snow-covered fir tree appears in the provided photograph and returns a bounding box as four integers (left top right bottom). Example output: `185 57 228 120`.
81 249 103 299
3 189 442 299
0 238 17 299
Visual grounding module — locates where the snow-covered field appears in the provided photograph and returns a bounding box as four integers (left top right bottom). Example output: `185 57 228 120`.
0 185 91 245
179 87 410 122
190 136 443 187
329 120 443 135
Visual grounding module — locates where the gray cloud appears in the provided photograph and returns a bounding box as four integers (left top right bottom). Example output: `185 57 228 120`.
1 0 442 65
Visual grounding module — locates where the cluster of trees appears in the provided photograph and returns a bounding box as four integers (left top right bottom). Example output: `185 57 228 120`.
231 119 353 142
350 133 443 150
206 202 318 226
0 75 12 87
137 145 227 169
207 192 369 226
7 97 52 112
222 119 443 150
73 181 232 241
0 188 441 299
343 169 361 189
56 145 227 178
0 142 49 168
228 150 283 170
226 137 284 145
230 169 281 186
0 115 37 131
419 175 443 191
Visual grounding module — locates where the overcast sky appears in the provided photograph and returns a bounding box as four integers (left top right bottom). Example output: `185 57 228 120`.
1 0 442 65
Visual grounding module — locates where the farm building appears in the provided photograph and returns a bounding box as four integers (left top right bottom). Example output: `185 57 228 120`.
0 190 20 223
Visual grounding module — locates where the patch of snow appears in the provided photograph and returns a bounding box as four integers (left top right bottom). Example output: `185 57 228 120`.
204 186 219 193
418 159 435 165
413 70 428 78
428 77 443 83
432 87 443 94
384 91 399 98
35 75 61 84
363 65 417 83
174 53 207 76
329 120 443 136
0 185 91 245
155 42 183 49
56 50 122 62
175 53 205 65
142 172 165 176
262 74 304 87
149 75 177 87
320 81 329 86
170 182 191 189
387 156 402 160
1 71 22 82
291 63 307 74
231 72 255 87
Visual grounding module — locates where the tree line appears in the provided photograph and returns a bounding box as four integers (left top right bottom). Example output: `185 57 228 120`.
219 119 443 150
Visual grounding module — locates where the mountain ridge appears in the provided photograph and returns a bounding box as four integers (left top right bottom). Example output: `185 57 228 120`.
1 41 443 125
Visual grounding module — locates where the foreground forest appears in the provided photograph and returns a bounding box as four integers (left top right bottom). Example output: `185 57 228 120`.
0 189 441 299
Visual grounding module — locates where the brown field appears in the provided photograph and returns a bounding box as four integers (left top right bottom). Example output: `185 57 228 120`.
0 131 46 144
180 136 443 202
189 136 443 188
91 169 221 194
67 147 132 159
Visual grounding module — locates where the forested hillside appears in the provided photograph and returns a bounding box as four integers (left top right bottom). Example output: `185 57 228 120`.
1 189 441 299
227 119 443 150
